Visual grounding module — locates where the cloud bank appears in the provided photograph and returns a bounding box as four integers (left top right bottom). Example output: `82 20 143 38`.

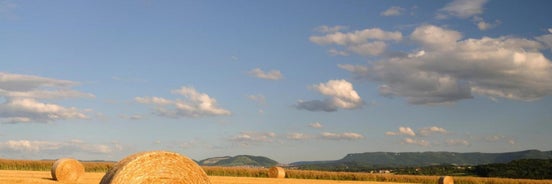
0 139 120 156
339 25 552 105
0 72 93 123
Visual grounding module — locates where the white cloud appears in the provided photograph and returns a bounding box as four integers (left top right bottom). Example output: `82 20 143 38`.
483 135 516 145
328 48 349 56
348 41 388 56
135 86 231 118
477 21 494 31
536 29 552 51
419 126 448 136
381 6 405 16
135 96 172 105
310 27 402 56
248 68 283 80
230 132 276 145
411 25 462 51
438 0 488 19
0 139 118 155
296 79 363 112
287 133 311 140
310 28 402 45
309 122 323 129
386 126 416 136
446 139 470 146
0 98 88 123
1 140 59 152
320 132 364 140
0 72 93 123
341 25 552 104
473 17 501 31
402 138 430 147
315 25 348 33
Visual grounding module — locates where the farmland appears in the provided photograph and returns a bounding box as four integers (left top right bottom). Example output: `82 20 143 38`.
0 159 551 184
0 170 408 184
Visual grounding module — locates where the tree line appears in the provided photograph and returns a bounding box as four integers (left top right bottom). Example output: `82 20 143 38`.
394 159 552 179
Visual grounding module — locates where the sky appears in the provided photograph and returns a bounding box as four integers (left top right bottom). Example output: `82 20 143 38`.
1 0 552 164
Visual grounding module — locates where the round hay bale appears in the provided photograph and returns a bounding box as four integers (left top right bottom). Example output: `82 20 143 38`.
438 176 454 184
100 151 210 184
268 166 285 178
51 158 85 182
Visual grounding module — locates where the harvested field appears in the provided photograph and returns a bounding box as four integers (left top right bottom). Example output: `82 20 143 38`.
0 170 413 184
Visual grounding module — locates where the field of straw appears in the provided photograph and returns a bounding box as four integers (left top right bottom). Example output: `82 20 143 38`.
0 170 408 184
1 158 551 184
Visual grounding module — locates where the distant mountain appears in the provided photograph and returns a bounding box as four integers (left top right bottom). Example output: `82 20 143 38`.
291 150 552 170
198 155 278 167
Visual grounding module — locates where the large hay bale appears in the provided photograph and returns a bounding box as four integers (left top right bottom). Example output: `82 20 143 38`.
100 151 210 184
51 158 85 182
268 166 285 178
438 176 454 184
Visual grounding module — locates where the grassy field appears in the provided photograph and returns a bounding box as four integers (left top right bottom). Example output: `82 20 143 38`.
1 159 551 184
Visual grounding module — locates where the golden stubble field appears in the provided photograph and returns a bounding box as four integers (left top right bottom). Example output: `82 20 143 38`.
0 170 414 184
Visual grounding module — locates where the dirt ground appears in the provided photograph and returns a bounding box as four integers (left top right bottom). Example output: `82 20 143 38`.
0 170 414 184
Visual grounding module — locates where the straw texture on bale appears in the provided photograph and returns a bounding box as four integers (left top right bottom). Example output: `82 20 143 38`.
268 166 285 178
100 151 210 184
51 158 85 182
438 176 454 184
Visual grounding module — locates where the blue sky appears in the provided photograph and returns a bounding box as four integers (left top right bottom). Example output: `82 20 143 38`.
1 0 552 163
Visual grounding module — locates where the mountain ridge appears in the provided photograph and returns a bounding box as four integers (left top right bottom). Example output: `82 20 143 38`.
198 155 278 167
290 149 552 169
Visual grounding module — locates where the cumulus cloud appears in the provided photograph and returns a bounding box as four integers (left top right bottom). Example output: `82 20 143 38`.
328 48 349 56
230 132 276 146
386 125 470 147
410 25 462 50
446 139 470 146
0 72 93 123
320 132 364 140
296 79 363 112
385 126 416 136
0 139 118 155
135 86 231 118
476 20 497 31
315 25 348 33
419 126 448 136
437 0 488 19
402 138 430 147
381 6 405 16
310 28 402 45
536 28 552 51
479 135 516 145
341 25 552 104
310 27 402 56
287 133 312 140
248 68 283 80
309 122 323 129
